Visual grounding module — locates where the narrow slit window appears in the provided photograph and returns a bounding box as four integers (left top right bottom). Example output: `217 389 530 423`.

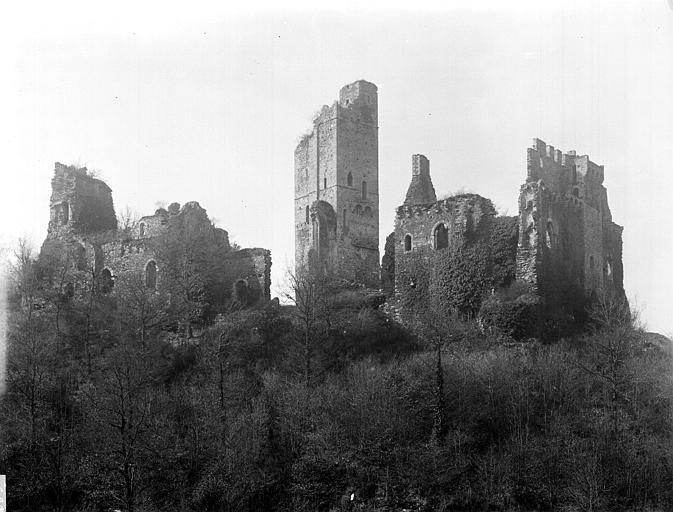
404 234 412 252
145 261 157 290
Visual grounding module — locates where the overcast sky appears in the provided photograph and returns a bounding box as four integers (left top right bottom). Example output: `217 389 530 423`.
1 0 672 334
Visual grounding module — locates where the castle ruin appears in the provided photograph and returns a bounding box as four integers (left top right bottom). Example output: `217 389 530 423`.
296 80 625 327
40 162 271 309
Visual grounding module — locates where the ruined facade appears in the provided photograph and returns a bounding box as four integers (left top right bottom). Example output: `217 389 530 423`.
392 140 625 322
517 138 625 304
392 155 510 317
292 80 626 325
294 80 380 287
40 162 271 308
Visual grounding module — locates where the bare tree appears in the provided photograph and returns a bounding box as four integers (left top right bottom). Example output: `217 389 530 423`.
282 263 329 388
117 206 140 235
411 303 475 445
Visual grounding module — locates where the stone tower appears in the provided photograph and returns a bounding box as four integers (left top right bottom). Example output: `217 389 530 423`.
46 162 117 240
516 138 625 305
294 79 380 287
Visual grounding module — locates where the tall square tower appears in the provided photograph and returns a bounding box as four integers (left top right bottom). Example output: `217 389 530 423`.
294 80 380 287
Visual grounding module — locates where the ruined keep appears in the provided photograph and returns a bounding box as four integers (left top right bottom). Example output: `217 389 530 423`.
391 139 625 326
40 162 271 309
517 138 624 304
294 79 380 287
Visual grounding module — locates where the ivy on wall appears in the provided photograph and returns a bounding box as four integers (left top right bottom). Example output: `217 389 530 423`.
490 216 519 288
394 215 521 321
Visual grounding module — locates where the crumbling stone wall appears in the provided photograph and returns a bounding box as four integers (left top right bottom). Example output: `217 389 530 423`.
47 163 117 237
516 138 625 307
224 248 272 306
39 162 271 310
294 79 380 288
390 141 624 326
391 155 511 318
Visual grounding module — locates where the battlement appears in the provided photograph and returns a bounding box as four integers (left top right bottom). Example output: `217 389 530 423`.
530 138 576 167
397 193 493 219
530 138 604 179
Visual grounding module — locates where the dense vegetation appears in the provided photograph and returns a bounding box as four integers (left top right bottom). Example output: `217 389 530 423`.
1 238 672 512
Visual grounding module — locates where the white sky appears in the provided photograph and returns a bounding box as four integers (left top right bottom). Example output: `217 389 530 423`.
1 0 672 334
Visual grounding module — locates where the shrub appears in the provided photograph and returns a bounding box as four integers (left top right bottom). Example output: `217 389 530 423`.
479 281 540 340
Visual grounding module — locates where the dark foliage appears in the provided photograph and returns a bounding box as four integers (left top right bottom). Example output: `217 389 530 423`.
2 244 673 512
489 215 519 288
479 281 540 340
380 232 395 297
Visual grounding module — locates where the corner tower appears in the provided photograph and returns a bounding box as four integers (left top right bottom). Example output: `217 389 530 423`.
294 80 380 287
516 138 625 305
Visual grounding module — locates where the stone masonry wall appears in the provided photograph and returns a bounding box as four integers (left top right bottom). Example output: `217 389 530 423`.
47 162 117 238
224 248 272 304
516 138 625 307
41 163 271 310
394 188 498 317
294 80 380 288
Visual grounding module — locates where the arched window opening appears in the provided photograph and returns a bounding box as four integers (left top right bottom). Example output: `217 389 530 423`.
355 205 363 215
347 172 353 186
139 222 145 237
364 206 372 216
404 234 412 252
589 255 595 271
100 268 114 294
572 187 579 198
145 261 157 290
60 201 69 225
305 205 310 224
362 181 367 199
433 223 449 250
545 221 554 249
234 279 248 305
